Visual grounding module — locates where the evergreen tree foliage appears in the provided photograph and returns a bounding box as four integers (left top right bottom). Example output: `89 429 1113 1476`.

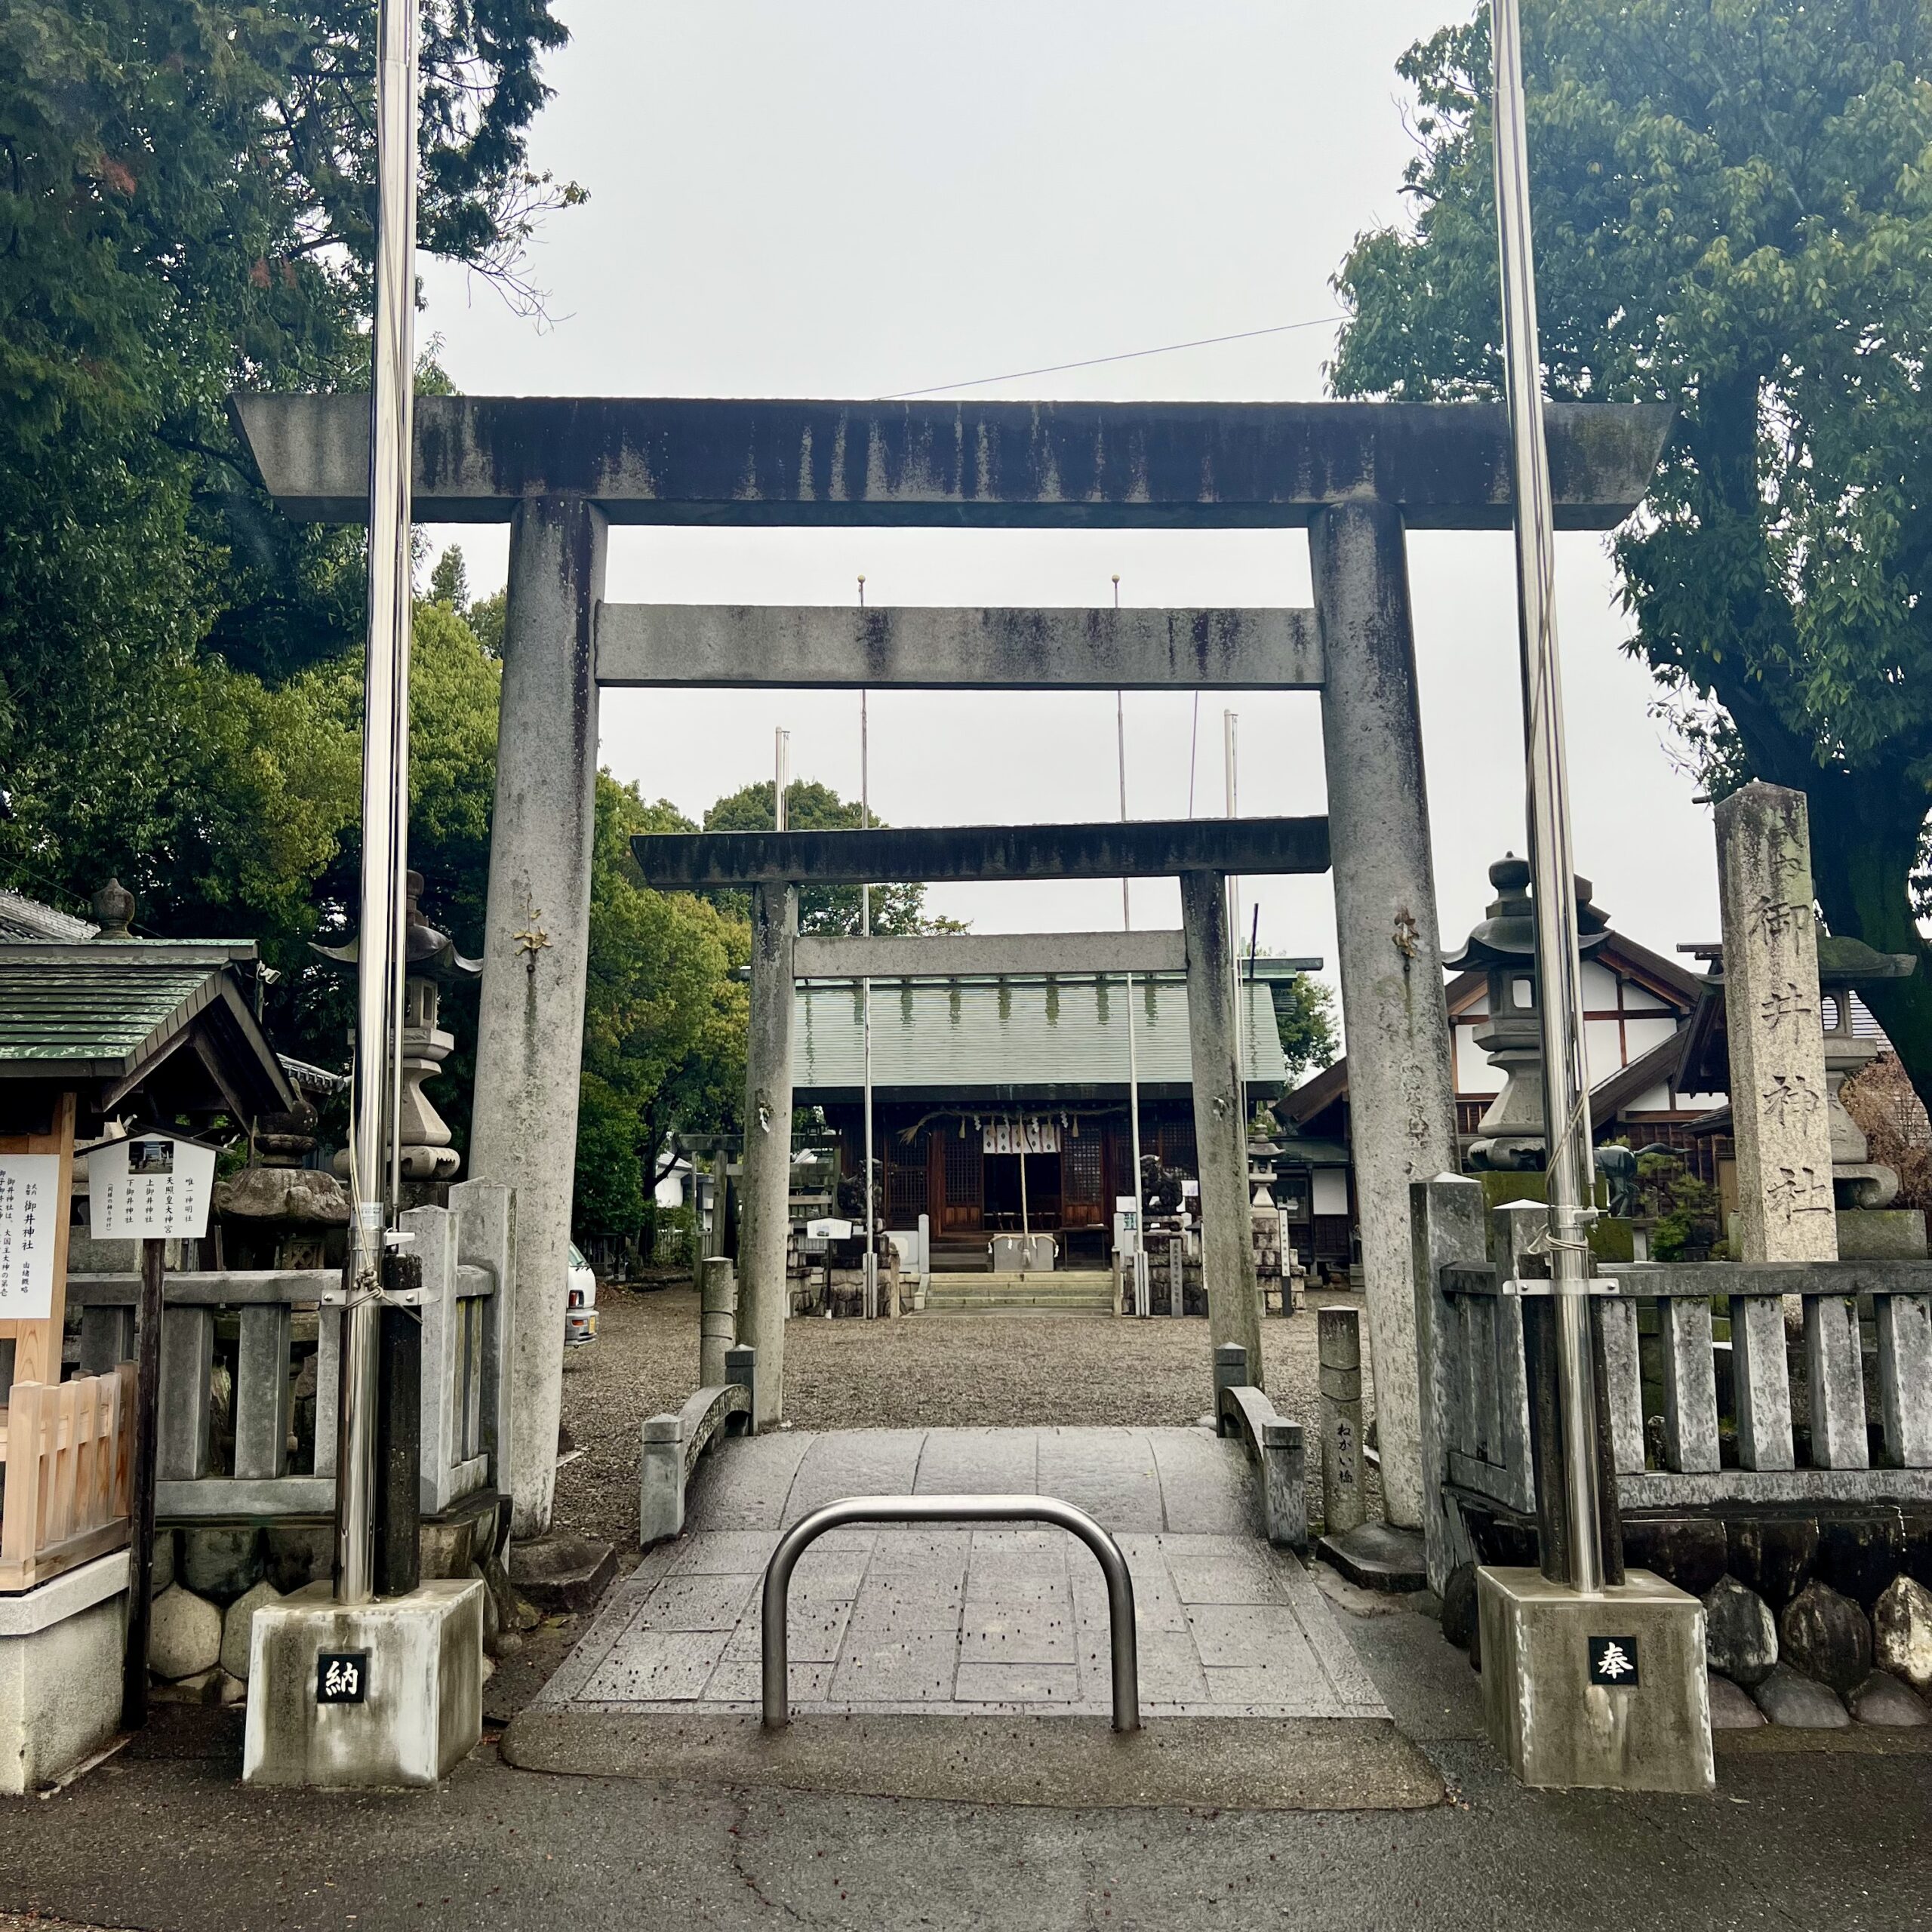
700 777 965 936
1331 2 1932 1105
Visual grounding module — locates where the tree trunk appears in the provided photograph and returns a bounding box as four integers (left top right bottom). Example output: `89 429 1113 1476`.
1802 764 1932 1120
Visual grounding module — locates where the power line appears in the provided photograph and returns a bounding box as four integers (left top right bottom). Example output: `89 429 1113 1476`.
878 314 1345 401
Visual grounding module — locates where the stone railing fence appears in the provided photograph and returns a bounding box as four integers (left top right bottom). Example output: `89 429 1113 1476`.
1414 1177 1932 1586
638 1346 757 1548
1211 1342 1307 1549
65 1180 513 1523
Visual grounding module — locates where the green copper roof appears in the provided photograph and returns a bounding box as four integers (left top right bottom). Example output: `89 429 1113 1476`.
0 959 226 1071
794 977 1286 1101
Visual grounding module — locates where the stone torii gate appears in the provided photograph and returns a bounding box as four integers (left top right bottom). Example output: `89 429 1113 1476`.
632 814 1331 1429
232 392 1669 1534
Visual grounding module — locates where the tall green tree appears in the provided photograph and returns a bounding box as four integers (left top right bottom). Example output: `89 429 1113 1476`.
701 778 965 936
1270 974 1340 1084
574 777 749 1235
1331 2 1932 1105
0 0 577 927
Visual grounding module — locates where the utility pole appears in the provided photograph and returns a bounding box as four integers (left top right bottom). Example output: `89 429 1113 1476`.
337 0 419 1606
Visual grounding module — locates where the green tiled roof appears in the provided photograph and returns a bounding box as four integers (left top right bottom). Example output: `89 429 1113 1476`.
0 959 222 1071
795 977 1287 1100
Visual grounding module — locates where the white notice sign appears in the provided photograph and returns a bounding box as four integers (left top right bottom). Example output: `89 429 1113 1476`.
88 1135 217 1241
983 1118 1060 1155
0 1155 62 1319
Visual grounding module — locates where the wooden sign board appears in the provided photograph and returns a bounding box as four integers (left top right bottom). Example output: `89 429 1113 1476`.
0 1154 62 1321
0 1090 76 1389
88 1135 216 1242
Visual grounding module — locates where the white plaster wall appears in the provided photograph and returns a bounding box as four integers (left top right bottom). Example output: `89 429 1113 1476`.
1621 985 1676 1014
1580 960 1622 1008
1584 1017 1625 1084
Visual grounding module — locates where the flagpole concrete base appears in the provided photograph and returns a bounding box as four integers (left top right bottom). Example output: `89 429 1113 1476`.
1477 1567 1714 1793
242 1579 484 1789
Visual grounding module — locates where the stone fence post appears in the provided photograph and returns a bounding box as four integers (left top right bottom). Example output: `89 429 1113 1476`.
700 1257 737 1388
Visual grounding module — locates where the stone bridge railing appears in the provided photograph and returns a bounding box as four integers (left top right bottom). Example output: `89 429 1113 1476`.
1414 1177 1932 1588
1211 1343 1307 1549
638 1347 757 1547
65 1181 513 1523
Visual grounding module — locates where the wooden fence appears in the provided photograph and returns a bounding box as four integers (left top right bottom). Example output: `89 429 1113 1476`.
0 1365 136 1592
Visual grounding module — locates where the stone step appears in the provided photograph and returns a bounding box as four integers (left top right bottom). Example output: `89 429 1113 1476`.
923 1271 1117 1312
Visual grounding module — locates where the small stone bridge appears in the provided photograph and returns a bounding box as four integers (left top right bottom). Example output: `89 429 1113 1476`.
528 1426 1380 1722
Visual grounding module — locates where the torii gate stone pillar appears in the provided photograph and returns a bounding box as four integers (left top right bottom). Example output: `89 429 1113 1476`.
1180 869 1267 1380
737 882 798 1431
469 494 607 1534
1311 497 1459 1530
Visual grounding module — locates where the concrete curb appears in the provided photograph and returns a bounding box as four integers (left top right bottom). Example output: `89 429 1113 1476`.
498 1710 1444 1812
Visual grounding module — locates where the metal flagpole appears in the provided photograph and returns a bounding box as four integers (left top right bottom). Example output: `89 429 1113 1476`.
860 685 878 1319
1492 0 1605 1592
337 0 418 1607
854 576 878 1318
1114 577 1148 1315
1223 712 1244 1131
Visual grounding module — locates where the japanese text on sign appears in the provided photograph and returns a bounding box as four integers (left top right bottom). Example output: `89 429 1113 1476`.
0 1155 61 1319
316 1651 370 1704
88 1135 217 1241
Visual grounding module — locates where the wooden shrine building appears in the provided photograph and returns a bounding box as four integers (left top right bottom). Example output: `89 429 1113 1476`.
793 964 1293 1268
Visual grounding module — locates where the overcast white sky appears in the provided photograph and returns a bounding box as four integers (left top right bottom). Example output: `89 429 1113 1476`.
417 1 1721 1026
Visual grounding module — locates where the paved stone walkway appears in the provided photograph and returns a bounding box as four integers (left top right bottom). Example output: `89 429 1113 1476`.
534 1428 1386 1720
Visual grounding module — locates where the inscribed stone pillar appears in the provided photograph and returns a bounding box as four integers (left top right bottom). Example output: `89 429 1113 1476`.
1180 870 1266 1386
1310 497 1457 1530
738 882 797 1429
1715 783 1837 1265
1318 1305 1367 1537
468 494 607 1536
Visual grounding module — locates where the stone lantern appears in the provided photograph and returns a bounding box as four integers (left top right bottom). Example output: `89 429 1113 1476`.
315 872 481 1197
1816 935 1916 1210
1444 854 1612 1172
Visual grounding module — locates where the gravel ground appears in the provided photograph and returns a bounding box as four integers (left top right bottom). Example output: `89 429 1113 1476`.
555 1274 1380 1560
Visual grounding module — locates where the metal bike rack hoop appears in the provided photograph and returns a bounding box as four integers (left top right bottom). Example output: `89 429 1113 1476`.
761 1493 1140 1732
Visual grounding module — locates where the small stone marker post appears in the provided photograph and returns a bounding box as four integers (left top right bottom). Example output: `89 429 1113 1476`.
1715 782 1838 1266
700 1256 736 1387
1318 1306 1367 1537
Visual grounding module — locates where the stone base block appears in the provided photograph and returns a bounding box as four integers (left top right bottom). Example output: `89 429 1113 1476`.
1835 1209 1927 1260
242 1579 484 1789
1316 1522 1427 1593
1478 1566 1714 1793
0 1551 129 1796
509 1535 617 1614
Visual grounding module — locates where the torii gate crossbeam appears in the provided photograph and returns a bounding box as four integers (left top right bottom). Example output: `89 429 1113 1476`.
229 392 1669 1540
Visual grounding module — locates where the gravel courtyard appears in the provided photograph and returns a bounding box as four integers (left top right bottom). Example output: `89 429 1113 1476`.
554 1276 1380 1559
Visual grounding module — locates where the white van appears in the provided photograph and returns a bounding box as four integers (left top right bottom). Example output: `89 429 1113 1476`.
565 1243 598 1345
